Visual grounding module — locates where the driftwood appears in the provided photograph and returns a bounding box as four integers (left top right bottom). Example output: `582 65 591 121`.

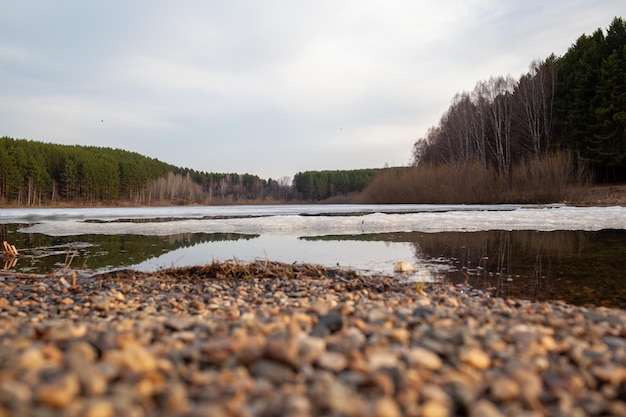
2 241 19 257
2 241 19 269
1 240 82 277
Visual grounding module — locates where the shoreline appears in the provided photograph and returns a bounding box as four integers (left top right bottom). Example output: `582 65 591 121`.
1 261 626 416
2 184 626 209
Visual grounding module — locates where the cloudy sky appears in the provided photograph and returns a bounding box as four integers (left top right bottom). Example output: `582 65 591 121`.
0 1 622 180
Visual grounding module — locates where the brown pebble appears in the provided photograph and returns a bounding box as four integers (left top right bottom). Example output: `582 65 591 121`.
509 366 543 407
161 383 189 415
105 345 158 373
297 335 327 364
17 347 46 369
266 336 299 366
36 373 80 408
200 337 239 365
363 372 395 396
316 351 348 372
83 400 115 417
590 363 626 385
327 327 366 354
367 350 399 370
281 393 312 416
489 376 520 402
92 297 111 312
374 396 402 417
407 347 443 370
253 359 297 383
459 347 491 370
470 399 505 417
422 399 450 417
235 334 267 365
389 328 410 344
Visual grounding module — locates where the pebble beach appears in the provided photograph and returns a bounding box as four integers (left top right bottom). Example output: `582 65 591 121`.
1 261 626 417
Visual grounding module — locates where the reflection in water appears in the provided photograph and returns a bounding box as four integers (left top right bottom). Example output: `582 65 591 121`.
407 230 626 309
3 222 626 309
305 230 626 309
0 224 259 273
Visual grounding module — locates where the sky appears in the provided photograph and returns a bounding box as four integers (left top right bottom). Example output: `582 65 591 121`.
0 1 623 180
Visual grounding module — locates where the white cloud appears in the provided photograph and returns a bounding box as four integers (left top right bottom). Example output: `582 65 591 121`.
0 0 623 178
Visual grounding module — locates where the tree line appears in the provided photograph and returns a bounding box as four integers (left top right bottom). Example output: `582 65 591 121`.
292 168 382 201
412 17 626 182
0 137 299 205
0 137 169 205
0 137 383 205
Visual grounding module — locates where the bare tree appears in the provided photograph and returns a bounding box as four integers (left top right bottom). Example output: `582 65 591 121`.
469 86 489 168
515 59 556 157
478 76 517 177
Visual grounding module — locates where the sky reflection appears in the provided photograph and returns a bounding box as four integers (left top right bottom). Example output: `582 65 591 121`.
131 234 437 279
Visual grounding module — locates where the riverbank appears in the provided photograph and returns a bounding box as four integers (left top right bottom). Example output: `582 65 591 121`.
2 184 626 209
1 261 625 416
568 184 626 206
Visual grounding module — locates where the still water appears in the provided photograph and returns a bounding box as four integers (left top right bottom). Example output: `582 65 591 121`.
2 205 626 308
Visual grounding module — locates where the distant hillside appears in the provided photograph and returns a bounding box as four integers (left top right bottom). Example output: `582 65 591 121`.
0 137 387 206
0 137 295 205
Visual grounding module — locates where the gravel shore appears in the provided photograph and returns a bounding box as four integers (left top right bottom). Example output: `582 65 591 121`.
1 260 626 417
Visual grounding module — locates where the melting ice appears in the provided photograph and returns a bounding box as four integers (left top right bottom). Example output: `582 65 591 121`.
6 204 626 236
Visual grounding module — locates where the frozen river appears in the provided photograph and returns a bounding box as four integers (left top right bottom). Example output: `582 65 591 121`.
3 204 626 307
5 204 626 235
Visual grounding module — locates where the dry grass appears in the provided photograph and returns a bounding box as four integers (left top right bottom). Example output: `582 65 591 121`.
94 259 367 283
360 152 592 204
568 184 626 206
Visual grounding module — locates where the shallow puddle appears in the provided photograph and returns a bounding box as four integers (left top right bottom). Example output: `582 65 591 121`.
3 223 626 308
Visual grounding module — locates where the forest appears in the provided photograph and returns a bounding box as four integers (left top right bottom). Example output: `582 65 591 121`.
411 17 625 181
1 17 624 206
363 17 625 204
292 169 382 201
0 137 297 205
0 137 379 205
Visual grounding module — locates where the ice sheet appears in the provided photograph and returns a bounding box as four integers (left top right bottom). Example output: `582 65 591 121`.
1 204 520 223
10 204 626 236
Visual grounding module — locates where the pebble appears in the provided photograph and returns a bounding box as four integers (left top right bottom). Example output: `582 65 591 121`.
82 400 115 417
36 373 80 408
407 346 443 370
470 400 506 417
0 260 625 416
460 346 491 369
421 399 450 417
489 375 520 402
316 351 348 372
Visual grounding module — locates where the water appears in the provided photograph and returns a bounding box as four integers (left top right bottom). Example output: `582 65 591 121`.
2 204 626 308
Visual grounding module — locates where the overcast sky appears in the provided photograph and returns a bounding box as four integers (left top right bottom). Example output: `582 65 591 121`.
1 1 622 180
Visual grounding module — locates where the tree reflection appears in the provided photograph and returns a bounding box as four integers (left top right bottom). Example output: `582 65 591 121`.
409 230 626 308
